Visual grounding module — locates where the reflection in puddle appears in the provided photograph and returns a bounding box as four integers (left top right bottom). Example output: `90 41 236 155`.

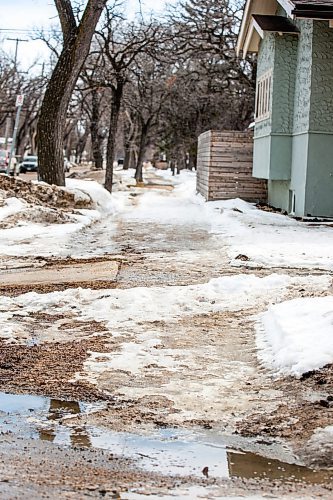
0 391 100 448
0 392 332 484
227 450 331 484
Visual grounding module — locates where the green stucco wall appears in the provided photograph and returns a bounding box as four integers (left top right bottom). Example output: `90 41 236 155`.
305 133 333 216
267 180 290 212
254 33 297 182
297 21 333 216
253 17 333 217
292 20 313 135
309 22 333 132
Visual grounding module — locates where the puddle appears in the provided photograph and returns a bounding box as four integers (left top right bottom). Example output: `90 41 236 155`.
0 392 332 485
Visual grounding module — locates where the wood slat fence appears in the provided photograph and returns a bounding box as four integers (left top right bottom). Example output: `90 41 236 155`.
196 130 267 202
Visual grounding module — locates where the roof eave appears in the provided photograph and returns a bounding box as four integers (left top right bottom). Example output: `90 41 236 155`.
237 0 294 58
292 9 333 20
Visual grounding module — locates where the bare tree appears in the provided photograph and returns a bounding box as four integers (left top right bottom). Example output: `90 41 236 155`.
0 52 47 159
78 55 109 169
37 0 108 186
125 54 174 183
151 0 256 166
123 108 138 170
94 10 162 191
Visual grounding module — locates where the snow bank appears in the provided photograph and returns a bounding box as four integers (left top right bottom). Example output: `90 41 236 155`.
0 197 26 221
0 178 131 257
256 296 333 376
66 179 124 214
1 174 93 209
204 197 333 271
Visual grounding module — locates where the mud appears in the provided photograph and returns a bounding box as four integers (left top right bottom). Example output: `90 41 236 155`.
0 337 114 401
0 391 332 499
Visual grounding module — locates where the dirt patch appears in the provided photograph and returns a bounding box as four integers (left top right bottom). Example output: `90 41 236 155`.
0 336 114 402
0 279 119 297
236 364 333 466
0 435 203 499
0 206 73 229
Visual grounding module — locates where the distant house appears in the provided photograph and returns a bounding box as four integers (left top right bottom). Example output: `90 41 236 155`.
237 1 333 217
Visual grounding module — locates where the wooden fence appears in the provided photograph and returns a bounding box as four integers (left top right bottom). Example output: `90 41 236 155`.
196 130 267 202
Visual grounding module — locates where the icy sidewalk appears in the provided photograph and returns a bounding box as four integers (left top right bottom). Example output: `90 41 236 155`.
2 167 333 269
126 167 333 270
0 167 332 467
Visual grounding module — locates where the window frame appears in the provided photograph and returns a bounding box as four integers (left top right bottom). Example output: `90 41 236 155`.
255 69 272 123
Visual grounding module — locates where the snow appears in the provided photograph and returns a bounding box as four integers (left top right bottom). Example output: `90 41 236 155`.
66 179 130 214
2 168 333 381
0 212 98 257
1 273 330 346
127 170 333 270
2 170 333 268
0 179 129 257
122 170 204 226
205 198 333 270
0 197 27 221
256 296 333 376
306 425 333 466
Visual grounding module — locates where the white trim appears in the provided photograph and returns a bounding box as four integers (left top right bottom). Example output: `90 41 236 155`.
237 0 253 56
237 0 293 57
243 22 255 57
252 18 265 38
277 0 294 18
255 69 273 122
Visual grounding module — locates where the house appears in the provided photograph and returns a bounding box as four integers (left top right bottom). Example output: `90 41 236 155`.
237 1 333 217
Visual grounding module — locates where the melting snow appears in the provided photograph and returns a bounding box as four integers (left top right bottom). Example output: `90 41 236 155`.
256 296 333 376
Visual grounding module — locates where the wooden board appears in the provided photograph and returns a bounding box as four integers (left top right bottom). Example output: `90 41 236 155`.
0 261 119 287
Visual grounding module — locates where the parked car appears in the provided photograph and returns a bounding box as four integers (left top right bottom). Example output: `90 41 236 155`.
0 150 18 175
19 155 38 173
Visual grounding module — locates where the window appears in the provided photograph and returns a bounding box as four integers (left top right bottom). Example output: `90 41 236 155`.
255 70 272 122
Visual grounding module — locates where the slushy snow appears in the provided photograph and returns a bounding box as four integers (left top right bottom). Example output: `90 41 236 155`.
1 169 333 379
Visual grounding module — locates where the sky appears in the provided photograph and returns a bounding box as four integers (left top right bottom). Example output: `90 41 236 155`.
0 0 172 69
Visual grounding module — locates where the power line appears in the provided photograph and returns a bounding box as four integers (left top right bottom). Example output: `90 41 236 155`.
6 38 29 69
0 28 61 34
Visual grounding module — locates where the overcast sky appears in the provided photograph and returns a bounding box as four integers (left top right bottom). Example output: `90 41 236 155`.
0 0 172 69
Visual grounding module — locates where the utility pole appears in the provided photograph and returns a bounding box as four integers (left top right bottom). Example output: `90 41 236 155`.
4 116 11 150
7 95 24 175
4 38 28 167
6 38 29 70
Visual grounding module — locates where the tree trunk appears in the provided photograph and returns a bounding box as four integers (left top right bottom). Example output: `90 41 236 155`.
123 126 136 170
37 0 107 186
135 123 148 183
75 126 89 163
123 147 130 170
90 89 104 169
105 83 123 192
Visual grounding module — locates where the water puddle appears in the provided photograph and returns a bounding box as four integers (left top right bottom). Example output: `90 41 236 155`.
0 392 332 484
